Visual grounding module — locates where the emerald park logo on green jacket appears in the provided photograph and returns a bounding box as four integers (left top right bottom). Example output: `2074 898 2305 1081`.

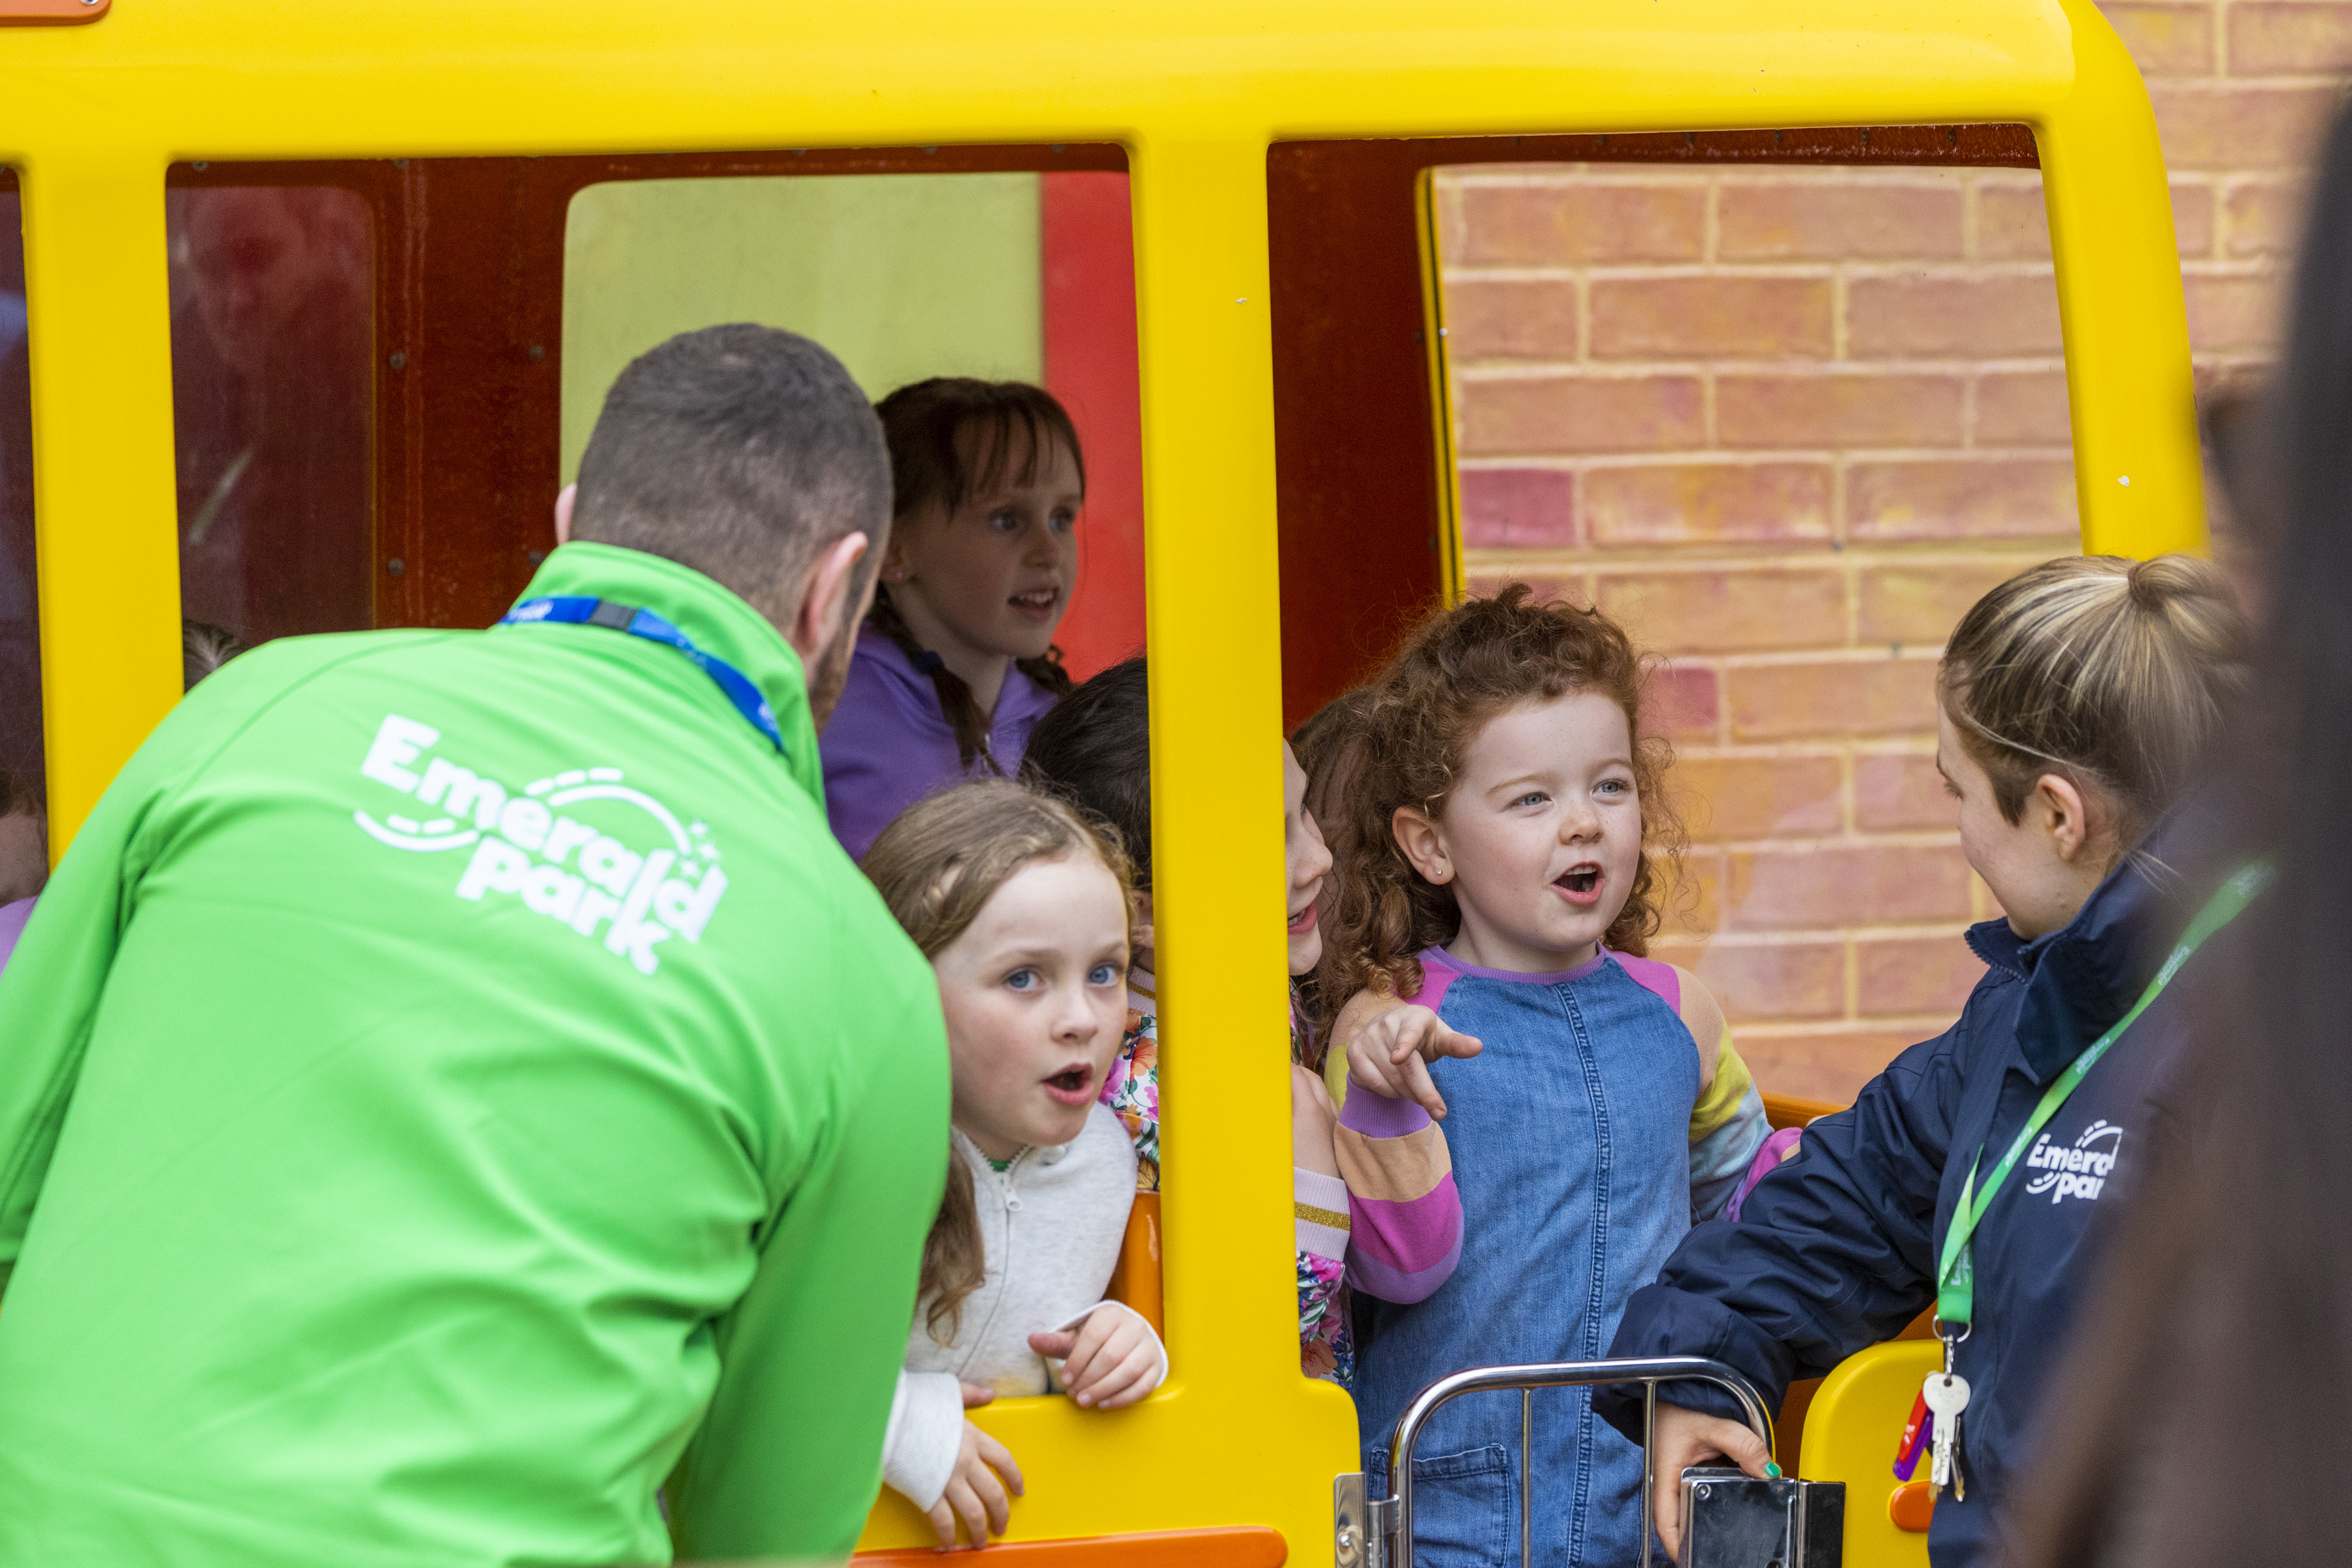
353 713 728 976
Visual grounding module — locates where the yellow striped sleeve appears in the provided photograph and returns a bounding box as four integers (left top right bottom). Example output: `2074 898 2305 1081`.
1690 1026 1755 1142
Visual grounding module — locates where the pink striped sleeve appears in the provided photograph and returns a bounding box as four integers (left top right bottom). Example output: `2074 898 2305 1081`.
1334 1090 1463 1303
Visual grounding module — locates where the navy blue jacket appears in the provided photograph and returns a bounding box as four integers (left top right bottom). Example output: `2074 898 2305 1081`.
1599 819 2244 1567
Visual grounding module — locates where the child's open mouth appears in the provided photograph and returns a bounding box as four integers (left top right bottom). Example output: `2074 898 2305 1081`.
1043 1062 1096 1107
1010 587 1062 623
1288 902 1319 935
1554 864 1604 906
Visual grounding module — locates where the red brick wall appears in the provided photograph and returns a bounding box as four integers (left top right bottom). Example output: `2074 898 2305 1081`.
1436 1 2343 1102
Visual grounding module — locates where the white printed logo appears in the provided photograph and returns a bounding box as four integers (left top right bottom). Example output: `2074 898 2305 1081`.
2023 1120 2122 1205
355 712 728 977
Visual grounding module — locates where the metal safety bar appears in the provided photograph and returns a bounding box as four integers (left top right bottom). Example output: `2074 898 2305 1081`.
1364 1355 1776 1568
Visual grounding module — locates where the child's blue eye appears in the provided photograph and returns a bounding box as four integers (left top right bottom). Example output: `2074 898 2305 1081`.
1597 779 1631 796
1513 791 1548 809
990 512 1021 533
1004 968 1040 991
1051 510 1077 534
1088 962 1122 987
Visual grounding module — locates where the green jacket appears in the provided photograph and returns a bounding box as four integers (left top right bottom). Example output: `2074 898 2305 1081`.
0 543 947 1565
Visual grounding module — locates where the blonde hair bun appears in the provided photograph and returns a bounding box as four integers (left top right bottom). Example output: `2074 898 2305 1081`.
1939 553 2250 840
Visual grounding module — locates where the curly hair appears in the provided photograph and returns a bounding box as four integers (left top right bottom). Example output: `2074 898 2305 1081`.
1320 583 1684 1036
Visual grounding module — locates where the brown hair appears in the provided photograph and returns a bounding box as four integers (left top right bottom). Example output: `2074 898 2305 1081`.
1292 687 1378 1069
0 763 35 821
1938 554 2250 848
1019 656 1152 891
1322 583 1684 1037
862 777 1134 1344
181 618 249 690
870 378 1084 770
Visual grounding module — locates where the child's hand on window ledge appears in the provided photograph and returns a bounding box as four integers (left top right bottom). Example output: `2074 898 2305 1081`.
1030 1303 1161 1409
926 1418 1024 1549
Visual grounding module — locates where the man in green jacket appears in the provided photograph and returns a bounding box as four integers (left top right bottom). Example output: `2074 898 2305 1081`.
0 325 948 1565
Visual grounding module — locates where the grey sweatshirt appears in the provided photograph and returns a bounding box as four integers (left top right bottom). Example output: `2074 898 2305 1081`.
881 1105 1168 1509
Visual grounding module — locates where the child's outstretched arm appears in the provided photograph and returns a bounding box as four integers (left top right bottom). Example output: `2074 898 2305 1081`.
879 1371 1027 1548
1676 970 1772 1222
1029 1301 1168 1409
1334 1086 1464 1305
1333 989 1484 1119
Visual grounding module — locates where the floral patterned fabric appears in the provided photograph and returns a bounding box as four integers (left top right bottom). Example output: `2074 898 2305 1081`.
1099 972 1160 1193
1298 1248 1356 1383
1292 987 1354 1387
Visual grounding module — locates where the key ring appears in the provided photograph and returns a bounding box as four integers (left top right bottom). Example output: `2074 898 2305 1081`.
1930 1316 1971 1346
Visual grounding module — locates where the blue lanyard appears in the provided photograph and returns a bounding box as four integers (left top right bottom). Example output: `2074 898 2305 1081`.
498 595 785 755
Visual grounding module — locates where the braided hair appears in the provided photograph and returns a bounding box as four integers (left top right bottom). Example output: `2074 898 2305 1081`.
871 378 1083 770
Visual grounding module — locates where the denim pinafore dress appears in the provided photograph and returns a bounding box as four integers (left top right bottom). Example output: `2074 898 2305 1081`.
1354 947 1699 1567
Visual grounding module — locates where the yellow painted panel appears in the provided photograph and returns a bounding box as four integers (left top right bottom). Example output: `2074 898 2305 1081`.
854 129 1360 1555
22 154 180 859
1799 1339 1942 1568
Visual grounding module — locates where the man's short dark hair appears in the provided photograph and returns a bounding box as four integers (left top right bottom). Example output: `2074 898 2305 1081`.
1019 657 1151 890
572 325 890 612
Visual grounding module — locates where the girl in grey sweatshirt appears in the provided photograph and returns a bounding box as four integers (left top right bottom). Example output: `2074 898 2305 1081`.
862 781 1168 1550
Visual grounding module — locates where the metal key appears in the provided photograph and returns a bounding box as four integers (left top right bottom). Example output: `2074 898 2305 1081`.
1923 1371 1971 1500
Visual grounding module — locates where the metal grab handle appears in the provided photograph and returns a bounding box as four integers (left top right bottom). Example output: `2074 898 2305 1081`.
1369 1354 1776 1568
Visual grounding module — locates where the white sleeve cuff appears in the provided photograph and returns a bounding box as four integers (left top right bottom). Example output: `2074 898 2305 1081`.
879 1369 966 1512
1046 1300 1170 1398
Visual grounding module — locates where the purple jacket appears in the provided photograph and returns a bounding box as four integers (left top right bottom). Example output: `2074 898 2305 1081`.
821 627 1059 862
0 896 32 977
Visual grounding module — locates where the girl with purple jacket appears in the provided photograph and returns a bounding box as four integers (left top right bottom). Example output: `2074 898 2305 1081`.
822 380 1082 860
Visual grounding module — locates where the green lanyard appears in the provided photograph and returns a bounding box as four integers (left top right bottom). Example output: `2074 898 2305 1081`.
1934 858 2274 1328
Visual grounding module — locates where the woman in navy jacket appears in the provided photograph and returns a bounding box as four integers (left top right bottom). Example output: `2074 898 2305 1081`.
1600 557 2255 1568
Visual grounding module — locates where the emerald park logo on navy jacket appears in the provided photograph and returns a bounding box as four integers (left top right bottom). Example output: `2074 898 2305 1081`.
2023 1119 2122 1204
350 712 728 976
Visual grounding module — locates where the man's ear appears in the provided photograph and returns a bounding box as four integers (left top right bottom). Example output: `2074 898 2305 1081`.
2033 772 2094 863
553 483 577 546
1393 805 1452 885
789 532 872 665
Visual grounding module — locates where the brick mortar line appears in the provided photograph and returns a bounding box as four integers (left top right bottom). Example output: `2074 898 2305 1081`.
1705 647 1946 668
1450 360 2072 380
1730 1018 1974 1039
2149 74 2352 88
1442 261 2064 282
1436 169 2051 189
1665 926 1980 948
1668 743 1861 760
1462 549 2074 570
1671 742 1939 758
1445 447 2078 466
1678 831 1968 851
1466 548 2067 568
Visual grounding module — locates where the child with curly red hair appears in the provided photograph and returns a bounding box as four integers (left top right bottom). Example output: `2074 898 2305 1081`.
1324 584 1769 1567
